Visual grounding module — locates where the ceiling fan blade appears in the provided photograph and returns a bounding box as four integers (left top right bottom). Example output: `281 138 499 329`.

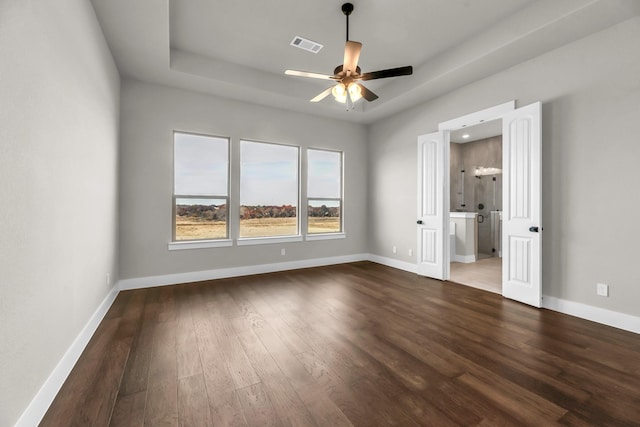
358 84 379 102
343 41 362 76
285 70 336 80
359 65 413 81
310 86 334 103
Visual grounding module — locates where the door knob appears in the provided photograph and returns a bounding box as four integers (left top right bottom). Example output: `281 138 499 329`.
417 220 423 225
529 226 539 232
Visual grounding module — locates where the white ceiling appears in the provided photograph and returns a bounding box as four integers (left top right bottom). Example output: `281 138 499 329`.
450 119 502 144
90 0 640 124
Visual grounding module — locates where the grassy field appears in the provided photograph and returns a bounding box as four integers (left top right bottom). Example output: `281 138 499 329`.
175 217 227 240
307 217 342 234
175 216 340 240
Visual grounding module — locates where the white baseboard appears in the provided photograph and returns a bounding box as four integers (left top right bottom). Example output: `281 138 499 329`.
118 253 370 290
542 295 640 334
367 254 417 274
451 254 476 263
14 284 119 427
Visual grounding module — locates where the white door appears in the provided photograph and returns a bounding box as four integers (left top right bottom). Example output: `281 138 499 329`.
417 131 449 280
502 102 542 307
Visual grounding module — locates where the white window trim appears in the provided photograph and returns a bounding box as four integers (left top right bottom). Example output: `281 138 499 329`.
173 131 231 243
168 239 233 250
307 148 344 236
305 232 346 241
237 235 303 246
239 139 301 243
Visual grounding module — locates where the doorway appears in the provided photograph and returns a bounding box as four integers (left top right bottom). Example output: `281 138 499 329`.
449 120 502 294
417 101 543 307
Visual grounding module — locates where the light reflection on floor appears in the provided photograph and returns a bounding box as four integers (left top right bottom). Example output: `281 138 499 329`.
450 256 501 294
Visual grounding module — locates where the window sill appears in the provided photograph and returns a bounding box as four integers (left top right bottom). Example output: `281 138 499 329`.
168 233 344 250
168 239 233 250
237 235 303 246
306 232 346 241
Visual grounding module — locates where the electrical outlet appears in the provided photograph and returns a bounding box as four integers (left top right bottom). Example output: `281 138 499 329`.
392 246 397 254
597 283 609 297
408 249 413 257
281 248 286 256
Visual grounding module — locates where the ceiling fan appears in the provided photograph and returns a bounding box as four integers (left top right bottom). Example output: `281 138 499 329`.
285 2 413 108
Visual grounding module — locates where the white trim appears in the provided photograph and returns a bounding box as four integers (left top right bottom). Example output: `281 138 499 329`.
368 254 417 274
14 285 119 427
118 253 369 290
305 233 346 241
542 295 640 335
451 254 477 263
438 101 515 131
237 235 303 246
168 239 233 250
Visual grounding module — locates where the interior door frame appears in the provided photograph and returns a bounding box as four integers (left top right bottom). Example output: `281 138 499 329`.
436 101 516 281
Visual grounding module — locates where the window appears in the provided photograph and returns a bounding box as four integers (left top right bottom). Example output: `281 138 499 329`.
307 149 343 234
240 140 299 238
173 132 229 241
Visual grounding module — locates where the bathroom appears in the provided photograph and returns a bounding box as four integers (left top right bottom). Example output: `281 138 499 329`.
449 120 502 293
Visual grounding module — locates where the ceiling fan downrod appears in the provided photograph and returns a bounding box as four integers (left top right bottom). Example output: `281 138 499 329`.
342 2 354 42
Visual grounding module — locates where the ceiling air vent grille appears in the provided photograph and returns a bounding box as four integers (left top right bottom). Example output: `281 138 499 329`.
290 36 323 53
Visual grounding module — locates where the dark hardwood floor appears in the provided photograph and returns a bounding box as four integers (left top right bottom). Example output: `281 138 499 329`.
41 262 640 426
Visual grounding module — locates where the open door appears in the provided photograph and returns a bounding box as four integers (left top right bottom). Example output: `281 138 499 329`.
417 131 449 280
502 102 542 307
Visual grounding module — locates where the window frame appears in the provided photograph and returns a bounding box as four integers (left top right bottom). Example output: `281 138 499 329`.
238 139 302 244
169 131 232 250
306 148 345 239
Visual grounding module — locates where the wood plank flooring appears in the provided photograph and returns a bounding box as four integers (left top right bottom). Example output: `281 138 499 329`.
41 262 640 426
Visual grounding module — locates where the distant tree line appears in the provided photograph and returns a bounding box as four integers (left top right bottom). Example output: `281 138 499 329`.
176 203 227 221
177 203 338 220
307 205 339 218
240 205 296 219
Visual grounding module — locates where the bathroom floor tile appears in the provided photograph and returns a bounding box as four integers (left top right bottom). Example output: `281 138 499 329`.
450 257 501 294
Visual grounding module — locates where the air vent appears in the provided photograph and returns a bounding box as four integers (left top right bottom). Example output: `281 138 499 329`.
290 36 323 53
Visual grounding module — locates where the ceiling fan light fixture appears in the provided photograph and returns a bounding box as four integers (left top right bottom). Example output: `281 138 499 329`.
332 83 347 103
347 83 362 102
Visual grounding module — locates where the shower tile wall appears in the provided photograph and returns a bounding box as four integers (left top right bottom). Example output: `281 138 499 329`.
450 136 502 256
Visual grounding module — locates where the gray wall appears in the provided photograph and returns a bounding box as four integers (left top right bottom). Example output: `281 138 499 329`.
118 80 368 280
369 16 640 316
0 0 120 425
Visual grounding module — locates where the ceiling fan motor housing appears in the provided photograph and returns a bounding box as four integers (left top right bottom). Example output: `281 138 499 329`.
333 65 361 76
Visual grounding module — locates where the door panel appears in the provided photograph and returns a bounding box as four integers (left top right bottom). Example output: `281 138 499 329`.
417 131 449 280
421 229 437 264
502 102 541 307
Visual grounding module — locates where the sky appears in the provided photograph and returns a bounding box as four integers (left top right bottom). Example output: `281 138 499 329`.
307 148 341 199
175 133 341 206
240 140 298 205
174 132 228 196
